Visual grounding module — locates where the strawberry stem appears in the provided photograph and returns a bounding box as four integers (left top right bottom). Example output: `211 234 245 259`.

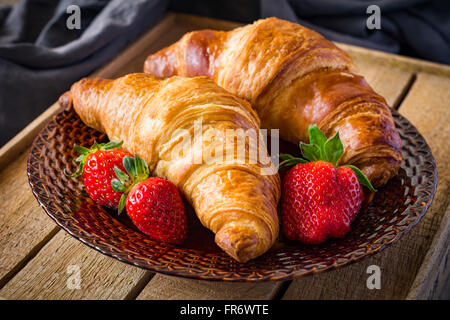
64 140 124 178
111 153 150 214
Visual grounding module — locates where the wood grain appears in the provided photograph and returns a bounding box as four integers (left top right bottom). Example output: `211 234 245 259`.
407 204 449 299
137 274 283 300
282 72 450 300
349 56 414 108
0 231 152 299
399 73 450 217
337 42 450 77
0 151 60 287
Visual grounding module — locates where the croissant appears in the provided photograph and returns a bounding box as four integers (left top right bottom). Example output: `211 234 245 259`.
59 73 280 263
144 17 402 187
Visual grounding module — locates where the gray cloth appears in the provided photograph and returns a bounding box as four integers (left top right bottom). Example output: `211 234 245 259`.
0 0 168 146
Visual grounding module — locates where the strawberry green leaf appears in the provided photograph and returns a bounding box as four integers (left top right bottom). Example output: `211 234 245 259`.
118 193 127 214
134 153 149 180
345 165 377 192
134 155 144 178
68 141 124 180
279 153 308 169
64 164 84 178
102 141 123 150
300 142 321 162
308 124 327 149
112 154 151 197
279 159 308 170
73 145 90 155
324 132 344 166
111 178 125 192
91 141 99 150
277 124 357 174
279 154 308 165
123 155 137 180
279 154 296 162
143 158 149 175
114 166 129 185
65 146 87 177
277 124 375 192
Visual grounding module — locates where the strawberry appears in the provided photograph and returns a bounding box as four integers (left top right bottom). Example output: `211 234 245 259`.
279 125 375 244
66 141 131 209
111 154 187 244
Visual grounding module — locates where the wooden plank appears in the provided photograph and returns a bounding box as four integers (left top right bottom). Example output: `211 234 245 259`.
0 231 152 299
397 73 450 299
337 43 450 78
282 73 450 300
137 274 283 300
0 151 60 287
175 12 240 30
349 56 414 108
407 204 449 299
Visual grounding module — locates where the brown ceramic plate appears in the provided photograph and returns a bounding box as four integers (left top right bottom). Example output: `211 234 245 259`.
27 108 437 281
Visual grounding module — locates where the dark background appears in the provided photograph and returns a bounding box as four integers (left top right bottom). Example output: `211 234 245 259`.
0 0 449 146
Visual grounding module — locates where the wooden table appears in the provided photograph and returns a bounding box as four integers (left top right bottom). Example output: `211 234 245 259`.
0 13 448 300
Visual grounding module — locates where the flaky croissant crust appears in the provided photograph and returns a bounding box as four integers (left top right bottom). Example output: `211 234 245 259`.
59 73 280 262
144 17 402 187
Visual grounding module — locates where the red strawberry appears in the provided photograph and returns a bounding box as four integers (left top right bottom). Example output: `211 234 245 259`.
282 161 364 243
126 177 187 244
67 141 131 209
112 155 187 244
279 125 375 244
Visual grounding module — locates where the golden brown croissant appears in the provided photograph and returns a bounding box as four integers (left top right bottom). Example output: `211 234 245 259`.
59 73 280 262
144 17 402 187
